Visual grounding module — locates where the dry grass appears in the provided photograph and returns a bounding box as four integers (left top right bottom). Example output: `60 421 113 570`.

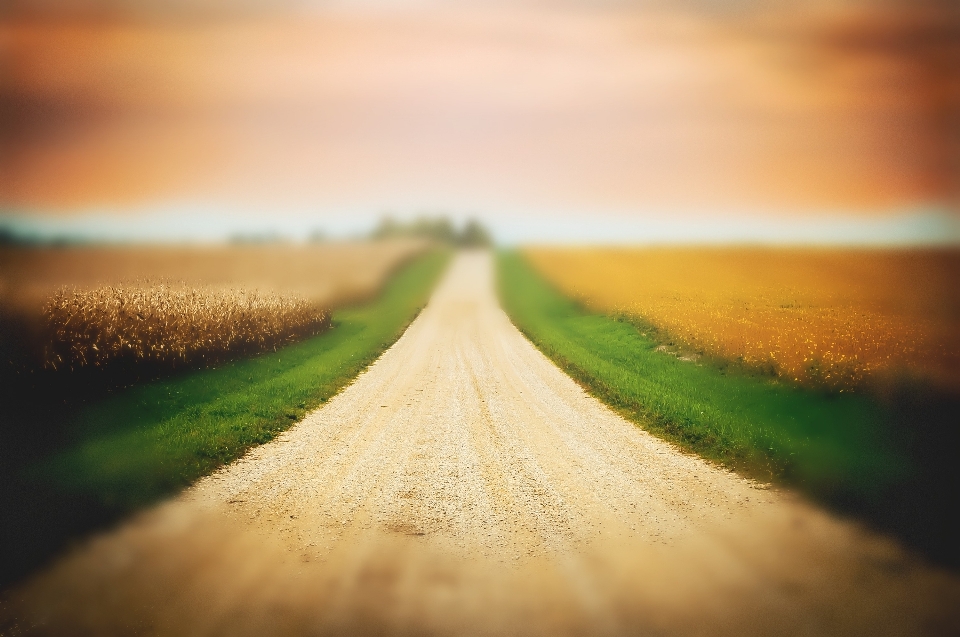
0 239 427 313
525 247 960 390
43 284 329 370
0 239 427 371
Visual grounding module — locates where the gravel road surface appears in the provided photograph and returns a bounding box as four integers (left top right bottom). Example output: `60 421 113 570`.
3 252 959 636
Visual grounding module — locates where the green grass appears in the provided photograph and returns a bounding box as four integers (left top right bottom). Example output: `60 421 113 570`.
497 250 909 499
2 248 449 584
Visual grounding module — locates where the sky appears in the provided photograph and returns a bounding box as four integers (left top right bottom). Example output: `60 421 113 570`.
1 0 958 243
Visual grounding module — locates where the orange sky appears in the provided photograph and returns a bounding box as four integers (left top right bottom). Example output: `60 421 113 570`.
1 1 957 221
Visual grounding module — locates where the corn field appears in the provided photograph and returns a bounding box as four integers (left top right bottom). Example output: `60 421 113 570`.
42 283 331 371
526 247 960 391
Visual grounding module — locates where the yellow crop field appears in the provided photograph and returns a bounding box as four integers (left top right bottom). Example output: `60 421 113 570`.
42 284 330 370
0 239 426 371
525 247 960 390
0 238 426 314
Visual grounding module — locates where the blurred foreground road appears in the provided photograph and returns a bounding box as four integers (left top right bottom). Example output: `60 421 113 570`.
3 252 959 636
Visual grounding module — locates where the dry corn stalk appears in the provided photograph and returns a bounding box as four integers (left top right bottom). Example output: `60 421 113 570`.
42 282 331 371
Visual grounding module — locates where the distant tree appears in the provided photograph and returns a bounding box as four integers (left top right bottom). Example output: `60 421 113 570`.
0 225 34 246
410 216 457 243
372 216 402 239
0 227 18 245
370 214 493 247
457 219 492 247
229 231 286 244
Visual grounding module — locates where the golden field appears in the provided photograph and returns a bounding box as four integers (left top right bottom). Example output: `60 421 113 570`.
0 239 426 313
0 239 426 370
42 284 330 370
525 247 960 390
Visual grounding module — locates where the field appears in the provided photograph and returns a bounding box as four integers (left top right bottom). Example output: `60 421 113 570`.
498 251 959 567
0 248 450 586
524 247 960 390
0 239 425 373
0 239 427 312
42 284 331 371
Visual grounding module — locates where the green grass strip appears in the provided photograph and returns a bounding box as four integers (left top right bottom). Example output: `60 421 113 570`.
33 248 451 510
497 250 910 503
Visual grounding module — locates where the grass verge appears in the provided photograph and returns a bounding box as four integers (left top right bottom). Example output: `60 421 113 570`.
0 248 450 587
498 250 959 568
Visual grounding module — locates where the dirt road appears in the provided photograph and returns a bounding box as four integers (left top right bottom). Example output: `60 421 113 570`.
3 252 959 636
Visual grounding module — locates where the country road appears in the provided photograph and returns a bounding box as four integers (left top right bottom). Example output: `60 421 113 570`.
3 251 959 636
